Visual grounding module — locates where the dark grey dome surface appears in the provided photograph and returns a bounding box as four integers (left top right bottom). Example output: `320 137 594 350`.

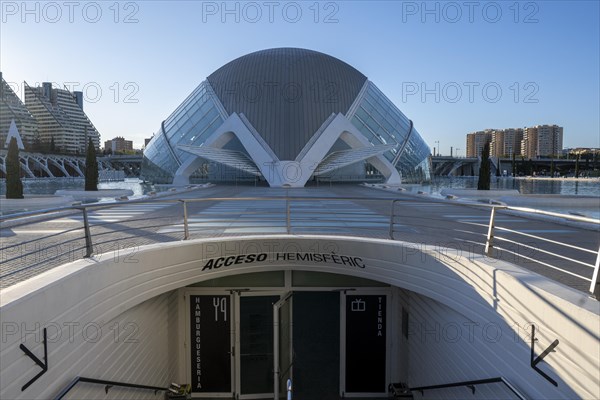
207 48 367 160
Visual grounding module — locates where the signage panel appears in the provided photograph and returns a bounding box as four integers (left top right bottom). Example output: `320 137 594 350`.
190 295 231 393
345 295 386 393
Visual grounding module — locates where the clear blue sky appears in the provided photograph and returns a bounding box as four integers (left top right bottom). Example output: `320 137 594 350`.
1 1 598 153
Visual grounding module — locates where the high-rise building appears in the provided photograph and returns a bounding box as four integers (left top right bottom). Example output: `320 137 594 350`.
0 72 39 148
24 82 100 154
521 126 538 159
468 125 562 159
491 128 523 157
105 136 134 153
490 130 503 157
521 125 563 158
466 130 493 157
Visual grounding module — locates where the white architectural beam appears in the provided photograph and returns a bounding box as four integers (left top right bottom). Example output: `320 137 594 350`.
299 113 401 185
174 113 278 186
173 112 402 187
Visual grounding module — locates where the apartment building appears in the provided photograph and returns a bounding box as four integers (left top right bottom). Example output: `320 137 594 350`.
24 82 100 154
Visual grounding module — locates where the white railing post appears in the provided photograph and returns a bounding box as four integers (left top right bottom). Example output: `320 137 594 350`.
81 208 94 258
389 200 397 240
181 200 189 240
589 245 600 296
286 199 291 234
273 305 280 399
484 207 497 257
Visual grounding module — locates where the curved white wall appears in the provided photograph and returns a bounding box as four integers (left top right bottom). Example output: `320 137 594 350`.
1 235 598 399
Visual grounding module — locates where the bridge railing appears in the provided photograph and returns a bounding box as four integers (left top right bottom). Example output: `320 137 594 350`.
1 196 599 296
389 199 599 296
482 205 600 295
0 196 394 288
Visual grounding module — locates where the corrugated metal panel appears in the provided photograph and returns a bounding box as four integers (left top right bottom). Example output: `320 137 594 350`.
208 48 367 160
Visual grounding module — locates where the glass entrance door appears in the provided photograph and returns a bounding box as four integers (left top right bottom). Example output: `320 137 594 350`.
273 292 293 399
236 293 281 399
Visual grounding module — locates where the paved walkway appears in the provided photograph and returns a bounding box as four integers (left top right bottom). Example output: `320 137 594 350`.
1 185 598 294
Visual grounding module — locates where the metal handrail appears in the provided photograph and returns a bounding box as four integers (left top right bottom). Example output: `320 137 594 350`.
4 195 598 225
496 204 600 224
389 198 600 225
409 376 528 399
53 376 168 400
0 195 409 223
2 195 599 294
478 205 599 294
389 199 600 295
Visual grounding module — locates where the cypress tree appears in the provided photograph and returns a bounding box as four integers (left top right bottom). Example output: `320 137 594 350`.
512 153 516 176
85 138 98 191
477 141 491 190
496 157 501 177
32 136 42 153
6 137 24 199
520 156 525 175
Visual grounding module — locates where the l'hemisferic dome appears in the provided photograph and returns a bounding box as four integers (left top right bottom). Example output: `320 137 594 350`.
142 48 431 187
208 48 367 161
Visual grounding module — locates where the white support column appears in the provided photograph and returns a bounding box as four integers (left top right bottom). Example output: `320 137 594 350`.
589 245 600 296
485 207 497 257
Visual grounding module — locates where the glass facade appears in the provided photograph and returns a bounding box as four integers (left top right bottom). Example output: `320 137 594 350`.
143 78 431 184
348 82 431 182
142 81 226 182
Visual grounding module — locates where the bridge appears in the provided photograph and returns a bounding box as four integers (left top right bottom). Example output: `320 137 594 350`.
3 152 590 181
0 151 142 179
97 154 143 177
431 156 594 177
431 156 479 176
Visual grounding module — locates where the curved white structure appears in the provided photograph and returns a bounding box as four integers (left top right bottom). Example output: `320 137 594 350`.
1 236 598 399
143 49 431 186
174 113 401 187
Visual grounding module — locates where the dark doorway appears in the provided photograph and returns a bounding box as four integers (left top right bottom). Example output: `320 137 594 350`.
292 292 340 400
